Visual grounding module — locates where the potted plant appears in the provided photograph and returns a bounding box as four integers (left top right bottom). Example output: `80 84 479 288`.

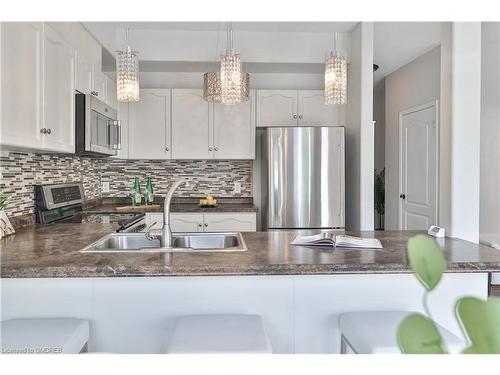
0 194 15 239
374 168 385 230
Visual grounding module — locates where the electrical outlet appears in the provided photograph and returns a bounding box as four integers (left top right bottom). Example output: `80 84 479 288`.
101 181 110 193
234 182 242 194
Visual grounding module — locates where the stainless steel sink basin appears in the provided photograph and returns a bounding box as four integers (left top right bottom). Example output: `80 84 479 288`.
79 232 247 253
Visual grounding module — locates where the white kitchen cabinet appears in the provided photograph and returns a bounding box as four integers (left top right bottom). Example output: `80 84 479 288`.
0 22 43 150
129 89 171 159
92 69 107 102
106 76 118 110
203 213 257 232
213 90 256 159
256 90 298 127
170 213 204 233
171 89 213 159
297 90 343 126
144 212 256 233
257 89 345 128
41 24 75 153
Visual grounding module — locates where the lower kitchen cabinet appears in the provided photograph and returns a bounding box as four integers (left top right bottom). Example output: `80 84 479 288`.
203 213 257 232
145 212 257 233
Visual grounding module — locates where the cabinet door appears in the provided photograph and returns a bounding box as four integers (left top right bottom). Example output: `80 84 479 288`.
92 68 107 100
106 76 118 110
298 90 342 126
42 24 75 153
213 90 255 159
171 89 213 159
129 89 171 159
145 213 164 230
0 22 43 150
75 57 93 94
170 213 204 233
256 90 297 127
203 213 257 232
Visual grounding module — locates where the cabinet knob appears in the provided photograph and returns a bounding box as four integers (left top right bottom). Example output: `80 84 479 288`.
204 223 208 227
298 114 303 119
46 128 52 135
209 147 213 151
165 147 169 152
293 114 298 119
400 193 406 200
40 128 47 134
198 223 203 227
214 147 219 151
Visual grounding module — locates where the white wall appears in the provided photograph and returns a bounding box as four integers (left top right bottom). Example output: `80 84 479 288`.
450 23 482 243
373 81 386 229
480 23 500 240
384 47 441 230
345 22 374 231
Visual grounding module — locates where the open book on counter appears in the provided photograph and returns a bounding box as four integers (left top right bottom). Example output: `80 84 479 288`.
290 233 383 249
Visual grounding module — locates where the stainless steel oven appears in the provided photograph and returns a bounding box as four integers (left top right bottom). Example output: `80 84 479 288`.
75 93 121 157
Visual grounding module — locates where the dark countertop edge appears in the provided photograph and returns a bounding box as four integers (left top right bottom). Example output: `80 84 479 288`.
1 263 496 279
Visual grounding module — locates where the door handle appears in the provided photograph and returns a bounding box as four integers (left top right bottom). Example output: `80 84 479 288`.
400 194 406 199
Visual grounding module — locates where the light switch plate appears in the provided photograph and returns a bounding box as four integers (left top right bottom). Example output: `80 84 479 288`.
234 182 242 194
101 181 110 193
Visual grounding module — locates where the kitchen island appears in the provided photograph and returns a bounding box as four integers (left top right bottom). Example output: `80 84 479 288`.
2 224 499 353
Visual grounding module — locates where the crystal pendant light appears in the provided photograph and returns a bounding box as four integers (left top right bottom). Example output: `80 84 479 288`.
219 23 246 105
116 28 140 102
325 32 347 105
203 23 249 104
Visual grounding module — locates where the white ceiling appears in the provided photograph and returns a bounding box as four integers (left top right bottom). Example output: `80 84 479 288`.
84 21 358 34
374 22 442 88
86 21 443 88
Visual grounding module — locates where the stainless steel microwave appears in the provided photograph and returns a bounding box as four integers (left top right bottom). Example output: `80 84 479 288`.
75 93 121 157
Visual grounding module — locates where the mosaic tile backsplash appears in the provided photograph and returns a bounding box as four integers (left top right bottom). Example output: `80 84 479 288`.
0 152 253 218
101 159 252 198
0 152 102 217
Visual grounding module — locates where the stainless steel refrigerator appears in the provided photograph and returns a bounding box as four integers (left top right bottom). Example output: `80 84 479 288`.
262 127 345 229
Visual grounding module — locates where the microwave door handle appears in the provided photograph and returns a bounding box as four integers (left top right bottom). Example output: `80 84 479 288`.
108 120 121 150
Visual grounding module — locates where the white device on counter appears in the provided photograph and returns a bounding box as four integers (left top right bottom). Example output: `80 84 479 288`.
428 225 445 238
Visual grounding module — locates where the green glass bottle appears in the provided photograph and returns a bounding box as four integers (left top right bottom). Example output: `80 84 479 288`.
132 177 142 206
145 177 154 205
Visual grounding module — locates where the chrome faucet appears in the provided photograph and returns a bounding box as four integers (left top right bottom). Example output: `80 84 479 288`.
145 178 189 248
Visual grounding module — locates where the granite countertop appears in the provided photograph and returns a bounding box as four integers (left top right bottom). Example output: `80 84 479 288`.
2 222 500 278
84 197 258 214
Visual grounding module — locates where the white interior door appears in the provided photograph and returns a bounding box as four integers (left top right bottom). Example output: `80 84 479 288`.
399 101 438 230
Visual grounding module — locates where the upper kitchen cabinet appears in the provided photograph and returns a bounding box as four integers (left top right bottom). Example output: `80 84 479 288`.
129 89 171 159
105 76 118 111
42 24 76 153
256 90 298 127
297 90 344 126
213 90 256 159
1 22 75 153
0 22 43 150
171 89 213 159
256 89 345 127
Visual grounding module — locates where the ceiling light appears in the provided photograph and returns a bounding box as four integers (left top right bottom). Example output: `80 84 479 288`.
203 23 249 104
116 28 140 102
325 32 347 105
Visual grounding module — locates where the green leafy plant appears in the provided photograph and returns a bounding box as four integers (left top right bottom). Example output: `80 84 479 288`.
0 194 11 211
397 234 500 354
374 168 385 230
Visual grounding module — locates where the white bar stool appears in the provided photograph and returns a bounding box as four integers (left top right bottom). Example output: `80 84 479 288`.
166 314 273 354
1 318 90 354
339 311 465 354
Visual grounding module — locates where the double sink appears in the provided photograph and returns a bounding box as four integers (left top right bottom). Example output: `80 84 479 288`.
80 232 248 253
